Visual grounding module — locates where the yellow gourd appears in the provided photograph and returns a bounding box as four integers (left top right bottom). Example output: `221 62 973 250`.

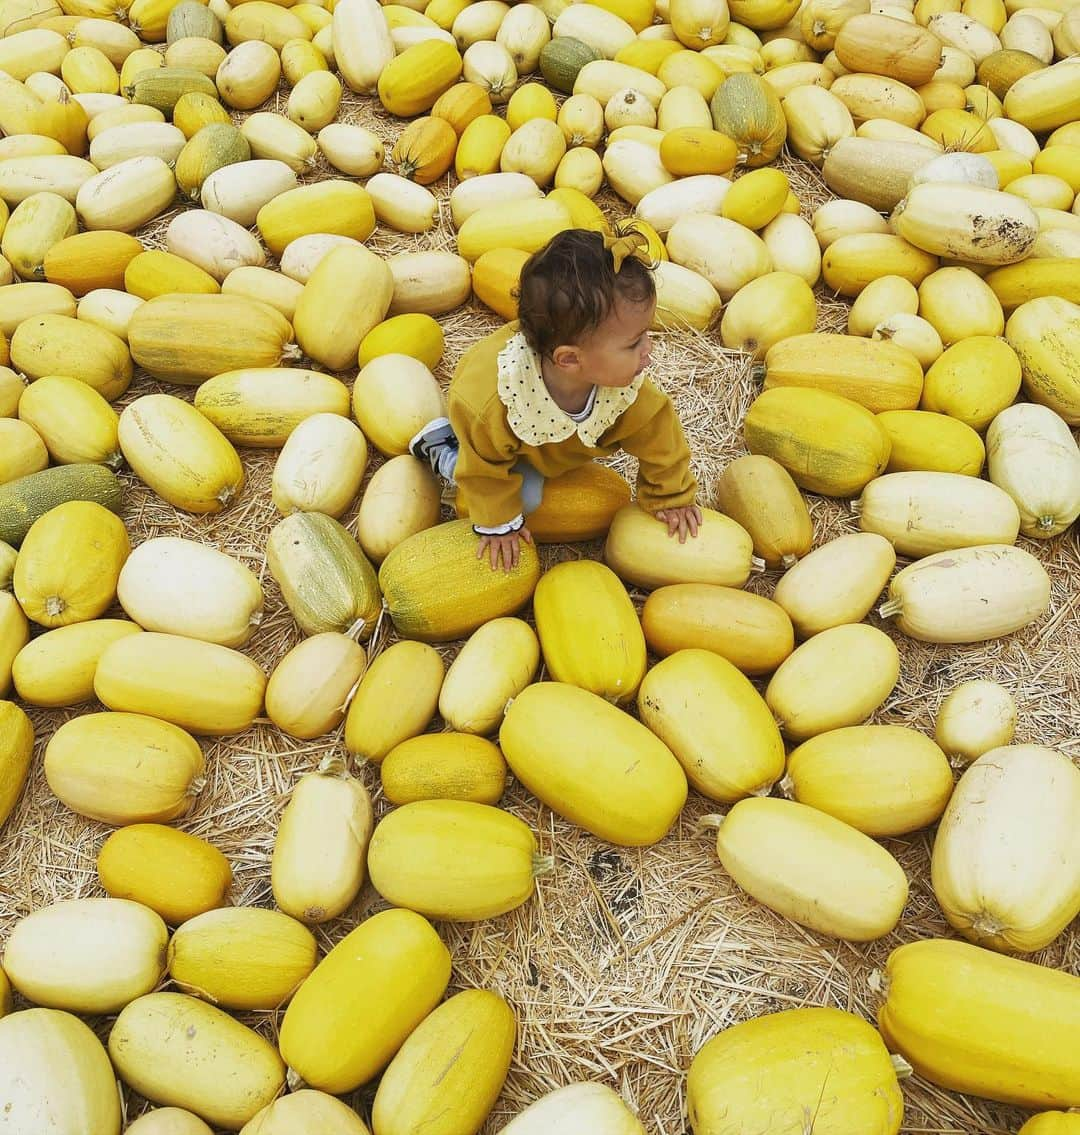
920 335 1021 430
264 631 367 740
934 678 1016 764
380 733 507 805
238 1092 370 1135
11 619 140 708
714 454 812 569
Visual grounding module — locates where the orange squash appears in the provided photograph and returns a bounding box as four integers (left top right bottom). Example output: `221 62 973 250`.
391 116 458 185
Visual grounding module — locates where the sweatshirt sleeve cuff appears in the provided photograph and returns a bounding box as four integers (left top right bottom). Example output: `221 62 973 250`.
472 514 525 536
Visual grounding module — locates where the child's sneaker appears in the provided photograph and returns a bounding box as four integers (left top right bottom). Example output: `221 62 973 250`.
408 416 459 483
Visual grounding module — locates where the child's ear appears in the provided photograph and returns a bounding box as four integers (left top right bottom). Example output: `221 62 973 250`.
551 344 580 370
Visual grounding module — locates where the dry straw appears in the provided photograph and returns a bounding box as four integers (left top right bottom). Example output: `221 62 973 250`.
1 91 1077 1135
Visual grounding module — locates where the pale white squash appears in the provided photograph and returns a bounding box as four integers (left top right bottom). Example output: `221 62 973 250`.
271 413 368 518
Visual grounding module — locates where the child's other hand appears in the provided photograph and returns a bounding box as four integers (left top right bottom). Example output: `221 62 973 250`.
477 527 533 572
655 505 702 543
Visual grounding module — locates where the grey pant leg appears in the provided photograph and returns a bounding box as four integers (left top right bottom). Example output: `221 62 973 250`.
513 460 545 515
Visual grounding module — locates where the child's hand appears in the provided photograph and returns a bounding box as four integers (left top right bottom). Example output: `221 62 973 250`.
655 505 702 543
477 527 533 572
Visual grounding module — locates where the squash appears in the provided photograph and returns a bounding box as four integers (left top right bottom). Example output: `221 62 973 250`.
316 122 383 177
500 681 688 846
351 354 446 457
603 505 758 590
201 161 298 227
267 512 381 638
0 463 122 547
368 799 550 920
0 419 48 485
331 0 393 91
391 115 457 185
116 537 262 649
880 543 1051 642
498 1084 646 1134
855 470 1019 556
167 907 317 1012
16 376 119 471
89 121 186 172
637 647 785 801
220 265 303 322
128 293 299 386
987 402 1080 538
264 630 367 741
834 12 944 83
381 732 506 806
77 288 144 342
125 250 221 301
74 154 178 234
709 72 786 166
822 136 937 209
876 409 985 475
847 275 920 337
688 1006 907 1135
533 559 646 704
766 623 900 740
378 38 463 116
10 312 130 400
353 455 440 565
94 632 265 736
703 796 909 939
920 335 1021 430
359 313 444 371
379 519 540 642
165 210 264 284
454 113 511 178
11 618 140 708
344 639 443 761
271 756 373 924
0 1009 121 1135
127 1111 214 1135
0 369 25 417
1002 58 1080 132
918 264 1003 342
241 112 318 173
373 989 515 1135
782 724 953 835
13 499 128 628
44 710 205 823
781 84 856 166
97 823 231 925
109 993 286 1130
1004 296 1080 424
278 908 451 1093
365 172 439 236
540 36 602 93
2 191 76 282
821 232 938 297
239 1093 369 1135
1018 1118 1080 1135
498 3 552 70
2 897 167 1015
871 312 944 368
0 699 33 827
640 584 794 674
0 589 28 696
651 260 723 332
743 386 892 497
876 937 1080 1108
118 394 244 514
931 743 1080 953
388 249 471 317
461 40 519 103
256 180 375 257
634 175 732 238
457 196 572 261
432 81 494 135
271 413 367 519
720 270 817 358
934 678 1016 765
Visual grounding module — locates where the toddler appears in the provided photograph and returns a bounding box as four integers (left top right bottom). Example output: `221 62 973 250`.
410 227 702 571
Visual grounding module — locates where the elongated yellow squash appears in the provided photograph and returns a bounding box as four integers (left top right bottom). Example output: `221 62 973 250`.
705 797 909 940
688 1006 907 1135
782 725 954 836
265 631 367 741
2 897 167 1014
380 733 507 805
533 559 646 705
278 908 451 1093
714 454 811 569
373 989 516 1135
438 617 539 735
94 632 266 736
637 648 785 802
109 993 286 1130
877 409 985 476
12 619 140 708
0 1008 121 1135
931 744 1080 953
368 799 551 921
0 700 34 829
876 938 1080 1108
500 681 688 846
167 907 318 1011
238 1092 369 1135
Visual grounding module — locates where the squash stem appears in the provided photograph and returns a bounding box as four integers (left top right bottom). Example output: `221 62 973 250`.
749 555 766 574
890 1054 913 1081
532 853 554 878
317 753 349 778
778 773 795 799
345 616 367 641
187 775 206 798
696 813 725 835
286 1067 303 1092
781 553 798 570
750 362 766 384
878 597 902 619
1037 515 1056 532
849 499 862 515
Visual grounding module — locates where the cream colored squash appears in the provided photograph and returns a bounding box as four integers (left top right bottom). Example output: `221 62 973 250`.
934 678 1017 764
239 1092 370 1135
351 354 446 456
602 136 674 204
264 631 367 740
496 1084 645 1135
812 197 891 248
666 213 772 299
272 413 368 518
126 1109 214 1135
634 174 731 235
355 454 441 564
165 209 265 283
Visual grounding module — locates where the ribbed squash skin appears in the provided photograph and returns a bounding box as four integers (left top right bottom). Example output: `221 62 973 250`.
783 725 954 836
97 823 232 925
1004 296 1080 425
709 797 909 940
2 897 168 1015
167 907 318 1011
641 584 794 675
267 512 381 638
271 760 373 924
878 409 985 476
688 1006 905 1135
372 989 516 1135
279 908 451 1094
637 648 785 802
380 520 541 642
744 387 892 497
877 938 1080 1108
13 500 129 628
931 744 1080 954
0 700 33 829
0 463 123 547
109 993 286 1130
265 632 368 741
380 733 507 805
500 682 688 846
715 454 811 569
94 632 266 736
0 1008 121 1135
533 559 646 704
368 799 547 920
709 73 786 167
604 505 756 590
44 710 204 824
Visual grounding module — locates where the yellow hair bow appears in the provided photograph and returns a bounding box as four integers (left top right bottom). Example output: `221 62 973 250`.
604 227 654 273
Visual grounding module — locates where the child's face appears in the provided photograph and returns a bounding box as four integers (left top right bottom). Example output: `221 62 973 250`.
553 294 656 388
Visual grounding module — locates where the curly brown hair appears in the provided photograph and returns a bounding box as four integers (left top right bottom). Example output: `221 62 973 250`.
515 228 656 359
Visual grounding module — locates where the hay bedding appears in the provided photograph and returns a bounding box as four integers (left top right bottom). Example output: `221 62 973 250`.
1 76 1078 1135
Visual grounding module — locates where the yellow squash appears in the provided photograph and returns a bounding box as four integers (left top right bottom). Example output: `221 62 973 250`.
500 681 688 846
714 454 811 568
355 455 441 564
368 799 551 920
380 733 507 805
272 413 369 520
1004 296 1080 425
278 908 451 1094
876 938 1080 1108
238 1092 370 1135
877 409 985 476
264 631 367 741
934 678 1016 765
351 353 445 456
0 699 33 828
